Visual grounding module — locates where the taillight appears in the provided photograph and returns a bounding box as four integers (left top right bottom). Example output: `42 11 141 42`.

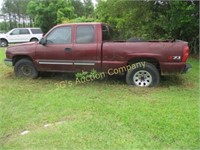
182 46 189 62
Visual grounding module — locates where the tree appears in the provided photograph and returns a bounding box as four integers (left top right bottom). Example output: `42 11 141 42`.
1 0 32 29
95 0 199 53
2 0 14 29
71 0 85 17
83 0 94 17
27 0 75 33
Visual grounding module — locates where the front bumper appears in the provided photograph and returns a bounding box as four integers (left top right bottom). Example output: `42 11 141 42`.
4 58 13 67
182 63 192 74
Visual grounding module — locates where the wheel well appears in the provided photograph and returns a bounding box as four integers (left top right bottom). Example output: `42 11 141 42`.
30 38 38 41
128 58 161 73
0 38 8 42
13 55 33 66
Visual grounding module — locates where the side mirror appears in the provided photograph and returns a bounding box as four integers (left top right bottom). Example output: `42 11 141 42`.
39 37 47 45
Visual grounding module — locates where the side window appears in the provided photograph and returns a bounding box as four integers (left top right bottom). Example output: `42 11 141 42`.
10 29 20 35
76 25 94 44
46 26 71 44
102 25 110 41
30 29 43 34
20 29 30 35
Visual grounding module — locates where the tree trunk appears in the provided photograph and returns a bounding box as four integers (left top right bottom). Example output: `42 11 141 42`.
8 13 12 30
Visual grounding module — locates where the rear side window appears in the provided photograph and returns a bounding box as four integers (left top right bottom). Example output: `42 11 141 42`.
102 25 110 41
31 29 43 34
76 25 94 44
46 26 71 44
20 29 30 34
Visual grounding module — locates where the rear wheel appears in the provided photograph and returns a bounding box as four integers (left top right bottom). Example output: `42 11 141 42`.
30 38 38 42
126 62 160 87
0 39 8 47
14 59 38 78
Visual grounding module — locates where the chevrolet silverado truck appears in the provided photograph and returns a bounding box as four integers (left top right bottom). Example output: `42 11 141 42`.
4 22 191 87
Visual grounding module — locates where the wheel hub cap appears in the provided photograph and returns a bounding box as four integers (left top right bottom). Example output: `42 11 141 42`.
21 66 32 76
133 70 152 87
1 41 6 46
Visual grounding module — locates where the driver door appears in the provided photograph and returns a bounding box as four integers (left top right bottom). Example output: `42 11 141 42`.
35 26 74 72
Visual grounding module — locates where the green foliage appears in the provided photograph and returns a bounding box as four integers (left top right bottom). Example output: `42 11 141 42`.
2 0 32 29
95 0 199 53
71 0 86 17
0 22 10 32
63 16 97 23
27 0 75 33
75 69 103 80
26 0 95 33
83 0 94 17
1 0 95 33
75 70 89 80
1 0 199 54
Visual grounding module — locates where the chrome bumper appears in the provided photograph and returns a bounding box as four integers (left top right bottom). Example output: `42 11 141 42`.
4 59 13 67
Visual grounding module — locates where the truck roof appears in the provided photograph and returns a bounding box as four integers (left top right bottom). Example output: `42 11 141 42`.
56 22 106 27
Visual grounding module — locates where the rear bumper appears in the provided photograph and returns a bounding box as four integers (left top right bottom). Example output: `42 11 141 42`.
160 62 191 74
4 58 13 67
182 63 192 74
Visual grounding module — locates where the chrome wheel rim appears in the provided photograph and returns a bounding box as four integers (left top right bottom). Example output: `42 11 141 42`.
133 70 152 87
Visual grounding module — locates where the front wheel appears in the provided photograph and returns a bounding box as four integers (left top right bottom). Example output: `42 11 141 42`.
126 62 160 87
14 59 38 78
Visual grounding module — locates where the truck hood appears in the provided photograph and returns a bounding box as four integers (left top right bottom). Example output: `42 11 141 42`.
6 42 38 58
8 42 38 48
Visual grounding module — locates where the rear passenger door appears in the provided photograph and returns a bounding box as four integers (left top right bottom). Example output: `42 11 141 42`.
73 25 98 72
19 29 31 42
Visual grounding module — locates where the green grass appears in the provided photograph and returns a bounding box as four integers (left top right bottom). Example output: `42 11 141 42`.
0 47 199 149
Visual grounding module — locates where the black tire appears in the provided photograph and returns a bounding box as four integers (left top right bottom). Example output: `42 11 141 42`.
30 38 38 42
14 59 38 78
126 62 160 87
0 39 8 47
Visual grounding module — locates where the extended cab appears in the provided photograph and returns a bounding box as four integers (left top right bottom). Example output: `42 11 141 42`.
4 22 191 87
0 28 43 47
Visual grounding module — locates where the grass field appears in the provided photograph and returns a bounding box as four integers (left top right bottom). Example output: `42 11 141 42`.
0 47 199 149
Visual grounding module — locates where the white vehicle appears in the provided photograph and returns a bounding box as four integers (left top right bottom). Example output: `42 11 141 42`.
0 28 43 47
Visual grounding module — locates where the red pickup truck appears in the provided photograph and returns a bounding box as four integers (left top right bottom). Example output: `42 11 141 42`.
4 22 191 87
